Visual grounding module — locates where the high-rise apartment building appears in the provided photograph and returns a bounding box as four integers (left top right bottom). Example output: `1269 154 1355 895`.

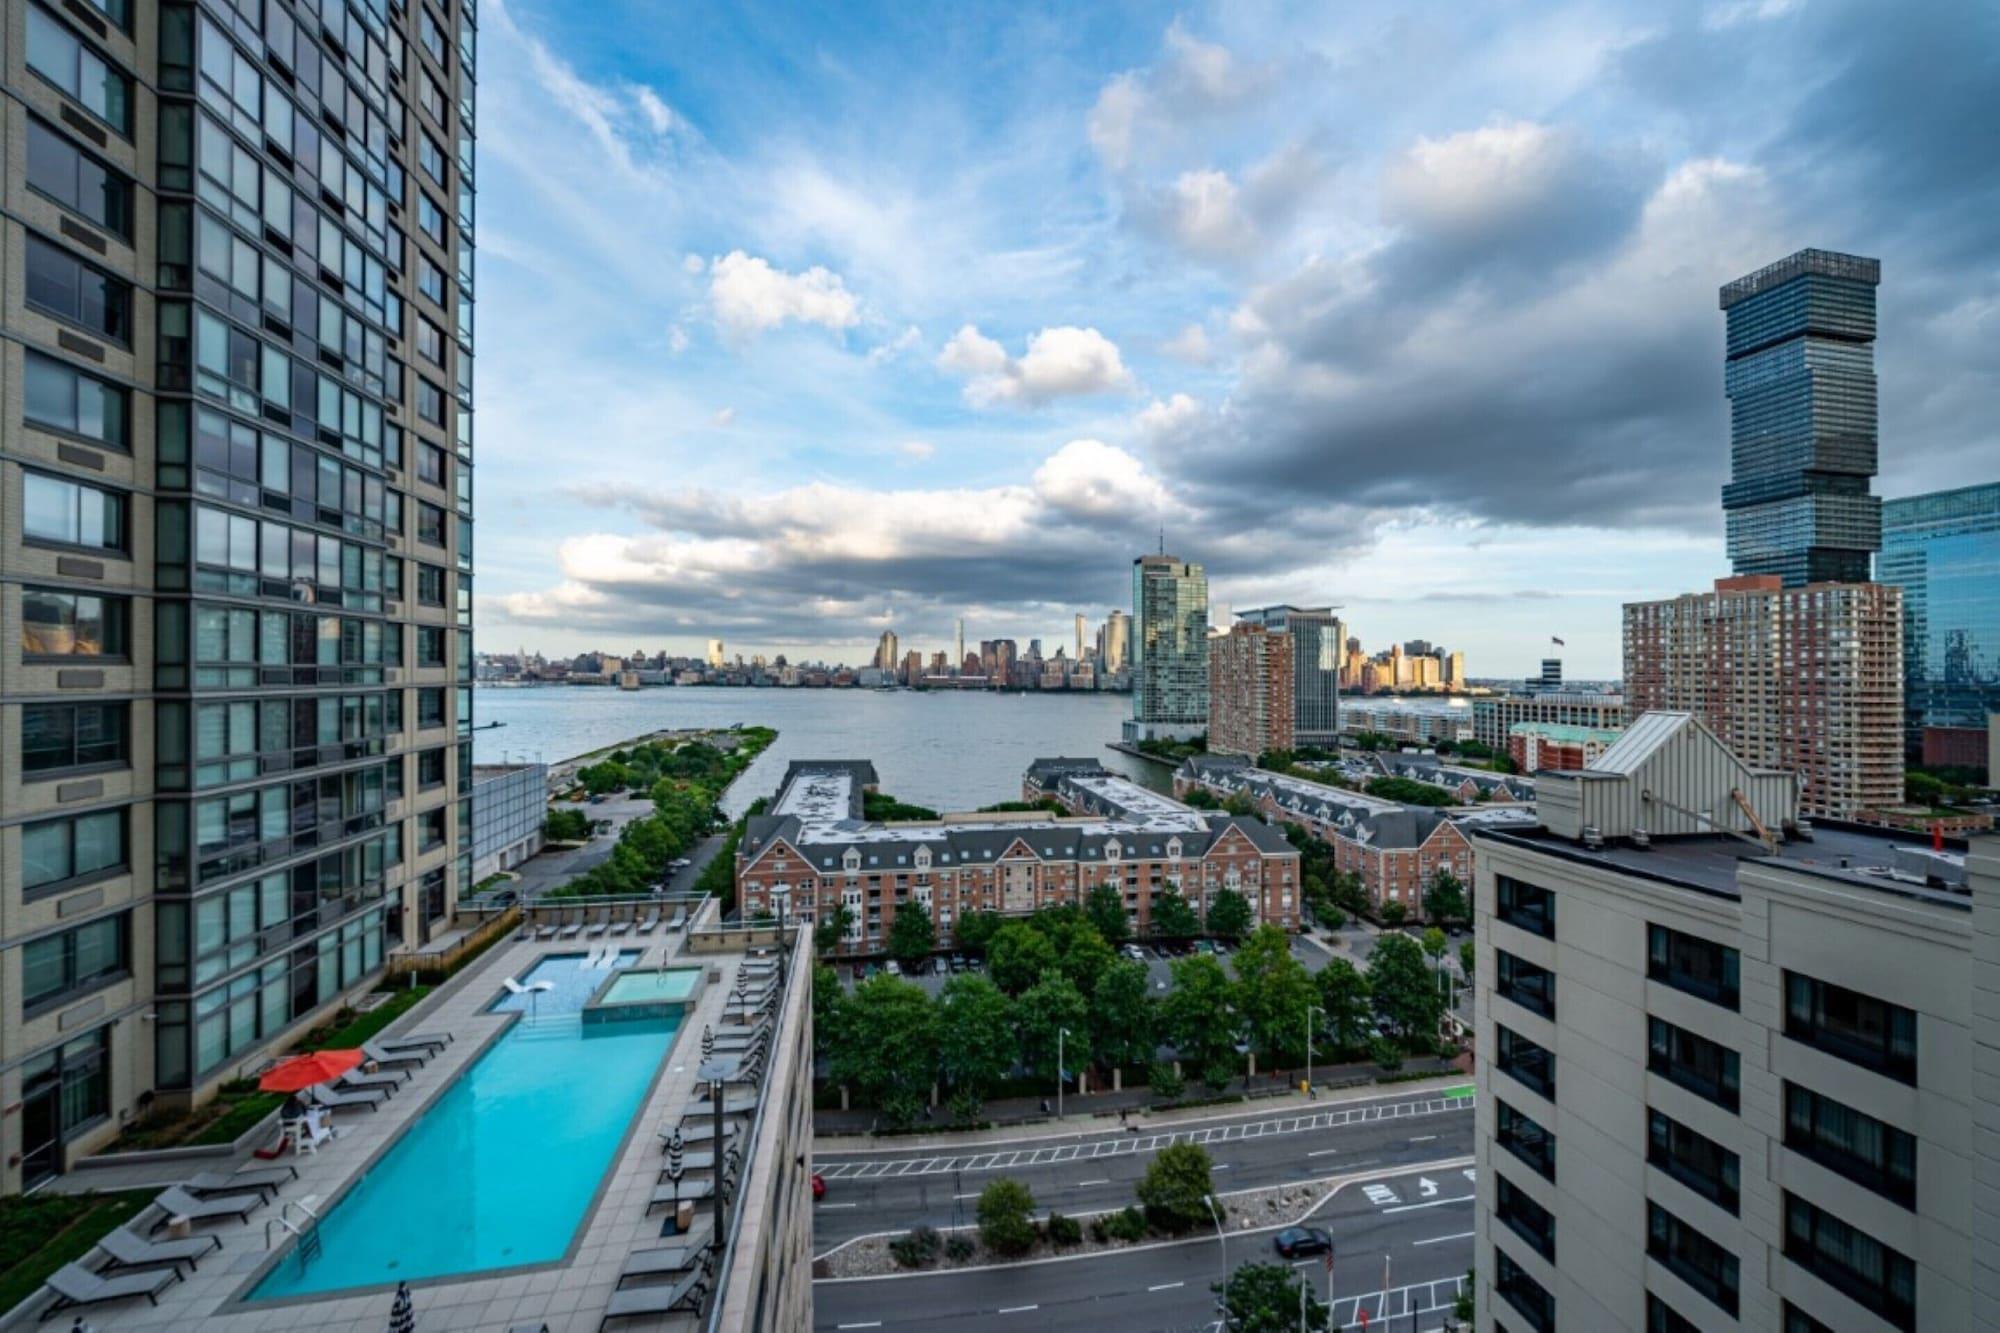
1469 711 1997 1333
1073 612 1085 662
873 628 898 671
1207 622 1294 757
1720 249 1882 587
954 616 964 672
1 0 477 1193
1236 605 1342 747
706 637 725 668
1878 482 2000 762
1125 554 1207 741
1624 576 1903 819
1098 608 1129 673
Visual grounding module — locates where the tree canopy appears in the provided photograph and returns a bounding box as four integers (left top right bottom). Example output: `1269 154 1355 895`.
988 922 1059 995
1014 969 1090 1082
1090 959 1156 1068
1369 932 1442 1043
1231 925 1316 1064
936 975 1015 1098
826 975 937 1109
1206 887 1254 942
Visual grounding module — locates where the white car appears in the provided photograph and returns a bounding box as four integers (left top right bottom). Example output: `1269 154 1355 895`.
885 960 901 976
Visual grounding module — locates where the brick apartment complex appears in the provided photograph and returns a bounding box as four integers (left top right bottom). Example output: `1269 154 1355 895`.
1176 755 1526 921
1624 575 1904 819
1507 723 1625 773
1208 622 1295 757
736 759 1300 952
1473 692 1628 749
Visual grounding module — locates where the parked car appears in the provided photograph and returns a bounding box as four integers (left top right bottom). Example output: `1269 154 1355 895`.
1273 1226 1333 1259
949 954 967 972
932 957 948 976
669 857 691 869
966 957 986 973
1196 939 1216 955
811 1173 827 1200
885 959 901 976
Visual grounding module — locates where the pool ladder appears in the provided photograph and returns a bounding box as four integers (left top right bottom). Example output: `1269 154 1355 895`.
266 1197 323 1268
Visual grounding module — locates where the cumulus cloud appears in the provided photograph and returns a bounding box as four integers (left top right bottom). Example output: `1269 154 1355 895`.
706 250 861 337
937 325 1136 407
709 407 736 428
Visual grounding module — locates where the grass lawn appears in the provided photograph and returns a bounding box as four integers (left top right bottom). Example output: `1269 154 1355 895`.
303 984 434 1050
0 1189 159 1316
115 1081 285 1152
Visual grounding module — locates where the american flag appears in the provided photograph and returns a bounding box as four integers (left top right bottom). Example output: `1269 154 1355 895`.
1550 636 1565 646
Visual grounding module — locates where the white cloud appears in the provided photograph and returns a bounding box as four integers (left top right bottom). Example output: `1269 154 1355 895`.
1087 73 1146 171
1162 324 1214 365
1031 439 1178 518
937 324 1136 408
1383 121 1577 238
682 253 706 274
707 250 861 337
867 325 924 365
710 407 736 428
1161 169 1256 256
631 85 677 135
1135 393 1208 443
1087 21 1276 172
667 326 690 355
897 440 936 461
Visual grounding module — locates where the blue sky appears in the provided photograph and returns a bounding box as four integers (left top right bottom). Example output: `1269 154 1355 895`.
471 0 2000 677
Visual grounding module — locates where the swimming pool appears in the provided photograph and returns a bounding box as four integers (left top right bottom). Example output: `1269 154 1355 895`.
599 966 701 1005
248 951 674 1300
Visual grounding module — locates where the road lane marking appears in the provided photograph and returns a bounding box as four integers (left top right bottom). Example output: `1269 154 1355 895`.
1211 1163 1232 1171
997 1305 1039 1314
1409 1135 1437 1142
1148 1282 1184 1292
1381 1193 1474 1214
954 1192 979 1199
836 1324 882 1330
1307 1148 1342 1157
1414 1230 1475 1246
1362 1184 1400 1205
1076 1178 1110 1186
818 1202 858 1210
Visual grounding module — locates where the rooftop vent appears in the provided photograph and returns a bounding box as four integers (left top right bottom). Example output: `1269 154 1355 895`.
1581 825 1605 851
1630 827 1652 849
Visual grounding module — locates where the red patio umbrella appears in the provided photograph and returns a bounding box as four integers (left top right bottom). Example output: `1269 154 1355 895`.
259 1048 365 1092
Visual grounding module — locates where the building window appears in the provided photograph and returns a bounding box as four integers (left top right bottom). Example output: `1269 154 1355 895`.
1495 1174 1555 1261
25 235 131 343
23 913 129 1013
1782 1300 1836 1333
24 351 129 451
1496 949 1555 1019
23 810 126 896
1647 1201 1738 1316
1497 1024 1555 1100
417 563 447 606
1784 1082 1916 1209
1648 1017 1739 1112
22 589 128 660
23 702 128 774
1647 1108 1740 1213
23 472 126 552
1783 1193 1915 1332
418 747 447 790
1495 874 1554 938
20 1029 111 1158
418 501 446 546
1784 972 1917 1085
417 626 448 667
418 687 447 729
25 118 133 239
1647 924 1740 1010
25 6 131 134
1497 1100 1556 1181
1494 1247 1555 1333
1646 1293 1702 1333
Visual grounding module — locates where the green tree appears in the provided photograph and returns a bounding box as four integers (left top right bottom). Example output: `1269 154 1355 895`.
988 923 1059 995
1214 1262 1328 1332
1230 925 1316 1064
1424 870 1468 925
1364 776 1458 807
1369 932 1442 1044
1316 958 1372 1053
1090 960 1156 1069
935 975 1015 1100
1421 926 1448 963
1222 792 1257 818
953 910 1002 955
811 961 843 1059
1085 884 1131 946
1151 887 1201 939
1459 938 1475 981
1205 887 1254 942
1136 1141 1215 1233
887 906 937 971
827 975 937 1108
1380 901 1408 927
813 904 854 956
1182 786 1221 809
977 1178 1037 1256
1161 954 1240 1071
1050 919 1116 995
1014 969 1091 1082
1330 869 1368 916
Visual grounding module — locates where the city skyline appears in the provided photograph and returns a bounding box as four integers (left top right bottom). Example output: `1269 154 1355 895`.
463 1 1996 677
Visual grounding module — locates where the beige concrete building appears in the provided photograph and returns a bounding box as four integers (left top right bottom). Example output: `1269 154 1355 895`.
1208 620 1294 758
2 0 476 1192
1469 710 1993 1333
1624 574 1904 820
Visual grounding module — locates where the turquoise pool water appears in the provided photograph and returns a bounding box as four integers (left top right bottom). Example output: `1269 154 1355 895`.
599 967 700 1004
248 951 671 1300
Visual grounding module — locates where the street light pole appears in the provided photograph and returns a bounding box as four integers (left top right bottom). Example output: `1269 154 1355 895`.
1057 1027 1069 1120
1305 1003 1324 1097
1204 1193 1228 1311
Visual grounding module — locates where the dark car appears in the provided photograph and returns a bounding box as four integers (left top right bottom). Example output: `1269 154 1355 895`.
1273 1226 1333 1259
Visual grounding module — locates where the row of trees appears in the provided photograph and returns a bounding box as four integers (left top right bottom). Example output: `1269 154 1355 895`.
573 727 776 797
816 916 1453 1126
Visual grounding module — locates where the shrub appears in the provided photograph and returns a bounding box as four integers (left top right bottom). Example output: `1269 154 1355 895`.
889 1226 943 1269
944 1235 975 1262
1046 1211 1082 1246
1148 1062 1185 1101
1103 1206 1148 1242
977 1178 1038 1257
1136 1142 1216 1234
1370 1035 1405 1071
946 1089 984 1130
1089 1217 1110 1243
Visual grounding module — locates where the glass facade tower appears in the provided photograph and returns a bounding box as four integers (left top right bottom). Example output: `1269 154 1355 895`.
1719 249 1881 587
1126 555 1208 742
1235 605 1343 747
1878 483 2000 746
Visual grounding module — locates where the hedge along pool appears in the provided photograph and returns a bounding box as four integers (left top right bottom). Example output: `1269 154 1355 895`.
249 950 673 1300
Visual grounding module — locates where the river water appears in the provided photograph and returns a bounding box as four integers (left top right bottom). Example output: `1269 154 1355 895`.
471 687 1173 814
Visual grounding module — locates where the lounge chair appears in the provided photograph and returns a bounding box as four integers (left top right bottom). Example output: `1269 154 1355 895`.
557 917 583 940
607 918 632 937
634 913 660 936
306 1083 385 1113
183 1165 296 1200
616 1232 713 1284
152 1185 267 1229
583 914 609 939
375 1031 451 1053
645 1175 722 1212
336 1066 409 1096
690 1090 759 1116
598 1269 708 1327
96 1226 222 1274
670 1118 743 1144
709 1022 768 1045
41 1261 182 1320
362 1039 431 1069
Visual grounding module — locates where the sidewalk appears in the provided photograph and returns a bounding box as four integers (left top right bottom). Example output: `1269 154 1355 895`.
814 1057 1466 1147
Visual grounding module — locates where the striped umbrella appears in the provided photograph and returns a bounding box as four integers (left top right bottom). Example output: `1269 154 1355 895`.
388 1279 414 1333
665 1127 686 1208
701 1024 714 1060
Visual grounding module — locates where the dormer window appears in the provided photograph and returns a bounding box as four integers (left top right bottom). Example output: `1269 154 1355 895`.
1166 837 1183 860
1106 841 1122 863
914 847 932 870
842 848 861 872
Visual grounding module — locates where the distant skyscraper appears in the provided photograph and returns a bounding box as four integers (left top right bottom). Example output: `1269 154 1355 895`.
874 630 899 671
1532 659 1562 693
1209 623 1296 757
707 638 726 669
1126 555 1209 741
1075 613 1086 662
1720 249 1882 586
1878 482 2000 757
1236 606 1343 747
1101 610 1131 673
955 618 965 673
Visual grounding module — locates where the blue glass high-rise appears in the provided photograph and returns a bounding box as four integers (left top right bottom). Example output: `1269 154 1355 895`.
1878 482 2000 746
1719 249 1882 586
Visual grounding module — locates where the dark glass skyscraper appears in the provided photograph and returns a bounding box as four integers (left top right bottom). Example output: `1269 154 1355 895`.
1878 483 2000 744
1719 249 1881 586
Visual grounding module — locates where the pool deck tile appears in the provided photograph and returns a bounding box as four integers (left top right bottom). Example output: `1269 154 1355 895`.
62 929 764 1332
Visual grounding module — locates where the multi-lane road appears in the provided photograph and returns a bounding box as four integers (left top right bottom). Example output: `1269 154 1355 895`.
812 1087 1478 1331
